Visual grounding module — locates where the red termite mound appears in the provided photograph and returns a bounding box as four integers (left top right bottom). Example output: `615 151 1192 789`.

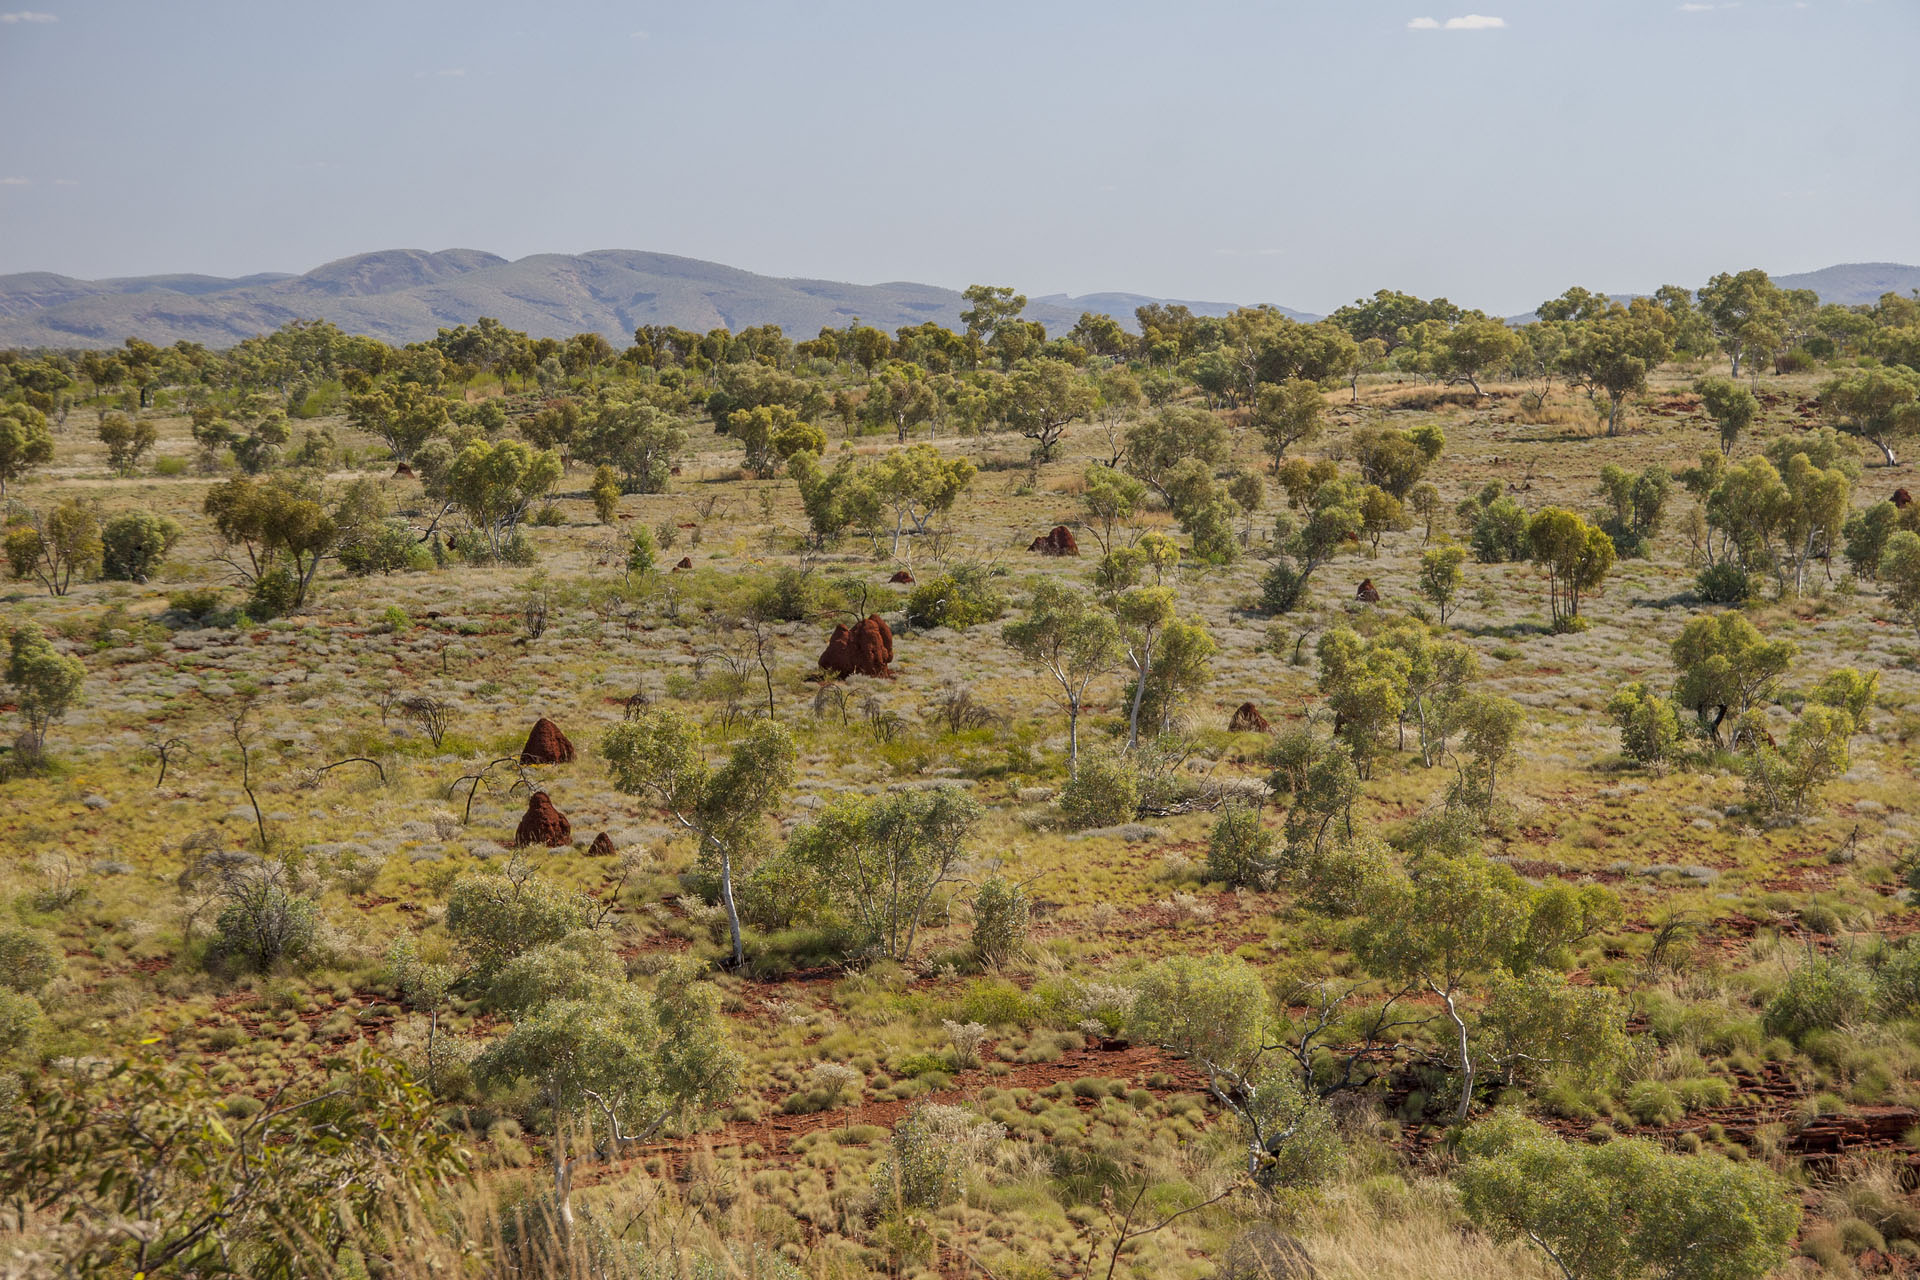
1229 702 1272 733
392 461 415 479
820 614 895 678
889 570 915 584
1894 488 1914 509
519 717 576 765
514 792 572 848
1355 579 1381 603
673 556 694 571
1028 525 1079 556
587 831 616 858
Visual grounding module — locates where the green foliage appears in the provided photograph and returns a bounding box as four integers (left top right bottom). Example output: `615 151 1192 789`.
1742 704 1854 820
1057 753 1140 830
904 562 1006 630
6 621 86 746
0 1048 468 1278
1763 956 1874 1041
1695 375 1759 456
1418 543 1467 621
212 871 318 973
1842 500 1903 580
444 869 594 981
1469 494 1532 564
872 1103 1003 1209
1596 463 1671 557
1695 560 1755 604
1883 529 1920 633
0 401 54 494
99 510 183 581
0 925 60 993
97 411 158 474
785 787 982 962
1207 802 1276 888
1130 953 1267 1071
970 875 1031 968
1457 1109 1797 1280
1261 476 1366 613
1476 969 1626 1088
0 988 41 1058
1670 612 1795 746
1528 506 1615 631
1606 681 1682 767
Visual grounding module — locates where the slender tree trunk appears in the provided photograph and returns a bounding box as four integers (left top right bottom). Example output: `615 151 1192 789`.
553 1133 575 1243
1067 698 1080 774
1438 984 1473 1122
717 842 745 969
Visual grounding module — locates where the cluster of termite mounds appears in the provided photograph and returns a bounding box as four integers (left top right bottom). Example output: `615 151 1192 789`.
508 716 614 853
819 615 895 679
1028 525 1079 556
1229 702 1272 734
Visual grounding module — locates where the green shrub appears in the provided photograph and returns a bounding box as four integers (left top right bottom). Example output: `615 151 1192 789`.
1206 802 1276 887
871 1103 1003 1209
970 876 1030 968
1696 561 1754 604
0 927 60 993
212 876 317 973
247 567 300 619
99 511 183 582
167 587 225 621
444 871 594 980
0 989 42 1057
1625 1080 1684 1126
904 563 1005 631
1057 755 1139 830
1875 945 1920 1017
953 979 1040 1028
752 565 818 622
338 521 421 576
1606 681 1682 767
1764 957 1874 1041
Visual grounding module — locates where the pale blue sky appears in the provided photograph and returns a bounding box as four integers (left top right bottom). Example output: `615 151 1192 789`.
1 0 1914 314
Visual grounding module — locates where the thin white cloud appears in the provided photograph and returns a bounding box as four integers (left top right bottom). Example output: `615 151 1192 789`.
0 10 58 21
1409 14 1506 29
1678 2 1738 9
0 177 31 185
52 177 76 185
630 28 649 39
413 67 466 79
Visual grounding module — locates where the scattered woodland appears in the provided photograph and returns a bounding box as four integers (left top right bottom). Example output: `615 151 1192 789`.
5 269 1920 1278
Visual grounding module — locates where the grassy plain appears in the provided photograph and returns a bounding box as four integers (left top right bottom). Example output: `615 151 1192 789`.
3 361 1918 1277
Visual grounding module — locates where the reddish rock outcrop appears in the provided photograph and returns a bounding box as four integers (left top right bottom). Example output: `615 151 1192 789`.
1229 702 1272 733
1028 525 1079 556
889 570 915 584
1894 488 1914 509
519 717 576 765
514 792 572 848
587 831 616 858
820 614 895 679
1355 578 1380 603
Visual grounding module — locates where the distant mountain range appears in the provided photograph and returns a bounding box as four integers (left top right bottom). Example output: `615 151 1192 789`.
0 250 1910 351
0 249 1261 351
